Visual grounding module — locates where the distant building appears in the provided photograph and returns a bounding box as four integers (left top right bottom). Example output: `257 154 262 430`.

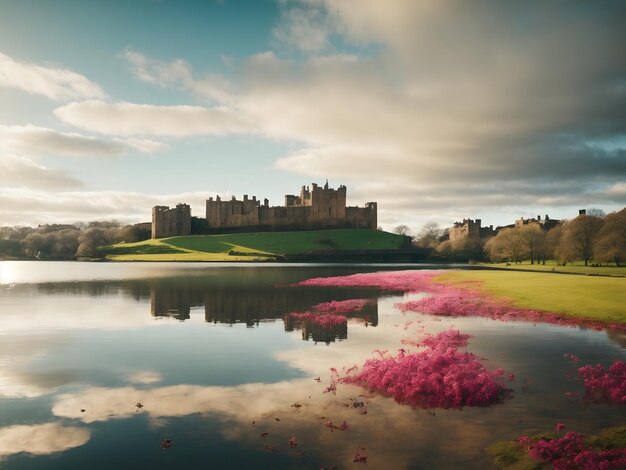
449 219 495 242
514 214 560 231
151 182 377 239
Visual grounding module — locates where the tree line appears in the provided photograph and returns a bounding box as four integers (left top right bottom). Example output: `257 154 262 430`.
409 207 626 266
0 221 150 260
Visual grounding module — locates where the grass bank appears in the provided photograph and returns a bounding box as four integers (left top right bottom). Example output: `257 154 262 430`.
482 261 626 277
437 270 626 324
100 229 406 262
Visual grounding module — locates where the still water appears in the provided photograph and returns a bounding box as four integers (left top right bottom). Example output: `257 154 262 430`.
0 262 624 469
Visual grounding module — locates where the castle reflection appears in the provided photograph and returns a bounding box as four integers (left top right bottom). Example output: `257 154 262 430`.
148 277 378 343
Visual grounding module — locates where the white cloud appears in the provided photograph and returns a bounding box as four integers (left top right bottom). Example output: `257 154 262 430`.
0 155 83 190
272 0 333 53
54 100 254 137
120 49 231 102
0 423 90 457
0 51 105 101
0 187 216 226
0 124 126 157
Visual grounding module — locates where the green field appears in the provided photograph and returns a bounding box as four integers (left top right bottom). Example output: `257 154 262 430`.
438 270 626 324
482 261 626 277
101 229 406 261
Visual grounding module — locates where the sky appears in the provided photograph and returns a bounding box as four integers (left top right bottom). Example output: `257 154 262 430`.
0 0 625 232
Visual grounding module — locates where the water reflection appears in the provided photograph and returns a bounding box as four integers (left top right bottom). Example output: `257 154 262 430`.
1 263 625 469
0 423 91 457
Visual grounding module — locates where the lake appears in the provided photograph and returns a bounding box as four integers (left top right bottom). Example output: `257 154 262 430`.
0 262 624 469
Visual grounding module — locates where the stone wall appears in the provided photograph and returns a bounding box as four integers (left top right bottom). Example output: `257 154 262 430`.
449 218 482 242
204 183 376 232
151 203 191 239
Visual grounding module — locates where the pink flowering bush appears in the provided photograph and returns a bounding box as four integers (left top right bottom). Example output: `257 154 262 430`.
518 431 626 469
296 270 626 331
313 299 373 313
577 360 626 405
297 270 441 292
340 330 512 409
396 290 625 331
286 312 348 328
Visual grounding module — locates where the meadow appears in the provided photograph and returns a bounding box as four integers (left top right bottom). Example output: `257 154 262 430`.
100 229 406 261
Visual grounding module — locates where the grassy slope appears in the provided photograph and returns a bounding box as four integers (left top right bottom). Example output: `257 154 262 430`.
166 229 404 254
437 270 626 323
102 229 405 261
482 261 626 277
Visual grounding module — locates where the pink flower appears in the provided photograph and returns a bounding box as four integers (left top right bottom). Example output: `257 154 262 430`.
340 330 513 409
578 360 626 405
556 423 566 432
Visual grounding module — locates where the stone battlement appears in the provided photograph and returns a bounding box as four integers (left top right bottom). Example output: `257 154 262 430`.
152 182 377 238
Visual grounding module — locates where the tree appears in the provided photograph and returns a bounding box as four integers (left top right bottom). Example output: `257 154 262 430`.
559 214 604 266
484 227 526 263
393 225 412 236
520 224 545 264
593 208 626 265
415 222 444 248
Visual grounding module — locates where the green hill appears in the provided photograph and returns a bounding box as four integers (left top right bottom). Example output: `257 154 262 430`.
100 229 407 261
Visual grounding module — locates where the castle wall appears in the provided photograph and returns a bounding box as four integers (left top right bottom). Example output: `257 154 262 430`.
202 183 376 232
152 204 191 239
345 203 377 230
449 218 481 242
206 195 260 228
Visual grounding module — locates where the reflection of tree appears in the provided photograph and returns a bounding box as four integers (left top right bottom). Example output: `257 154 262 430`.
148 277 380 330
283 316 348 344
607 330 626 349
33 267 383 331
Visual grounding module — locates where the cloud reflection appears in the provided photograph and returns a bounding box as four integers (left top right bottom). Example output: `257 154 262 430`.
0 423 90 457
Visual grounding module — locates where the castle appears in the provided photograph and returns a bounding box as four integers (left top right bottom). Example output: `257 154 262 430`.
449 213 563 243
152 182 377 239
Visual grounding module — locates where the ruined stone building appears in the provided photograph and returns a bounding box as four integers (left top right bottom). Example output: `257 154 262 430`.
514 214 560 231
151 204 191 239
449 219 495 242
151 182 377 239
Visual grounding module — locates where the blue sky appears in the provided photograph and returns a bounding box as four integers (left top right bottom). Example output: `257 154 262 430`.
0 0 625 231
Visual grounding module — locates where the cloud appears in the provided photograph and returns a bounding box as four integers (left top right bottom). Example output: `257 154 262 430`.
0 187 216 226
0 423 90 457
51 3 626 226
54 100 254 137
0 124 167 157
0 124 123 157
0 155 83 190
0 51 105 101
120 49 231 102
272 0 333 53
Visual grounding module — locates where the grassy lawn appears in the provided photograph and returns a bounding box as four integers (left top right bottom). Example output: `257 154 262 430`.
101 229 405 261
437 270 626 324
482 261 626 277
165 229 405 254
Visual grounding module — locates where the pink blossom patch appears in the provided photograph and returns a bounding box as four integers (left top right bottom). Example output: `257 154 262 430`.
297 270 441 292
296 270 626 331
577 360 626 405
518 431 626 469
313 299 373 313
285 312 348 328
340 330 513 409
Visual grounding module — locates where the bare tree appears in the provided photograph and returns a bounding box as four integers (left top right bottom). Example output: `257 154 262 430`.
485 227 527 263
593 208 626 265
393 225 412 236
559 214 604 266
520 224 545 264
415 222 444 248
